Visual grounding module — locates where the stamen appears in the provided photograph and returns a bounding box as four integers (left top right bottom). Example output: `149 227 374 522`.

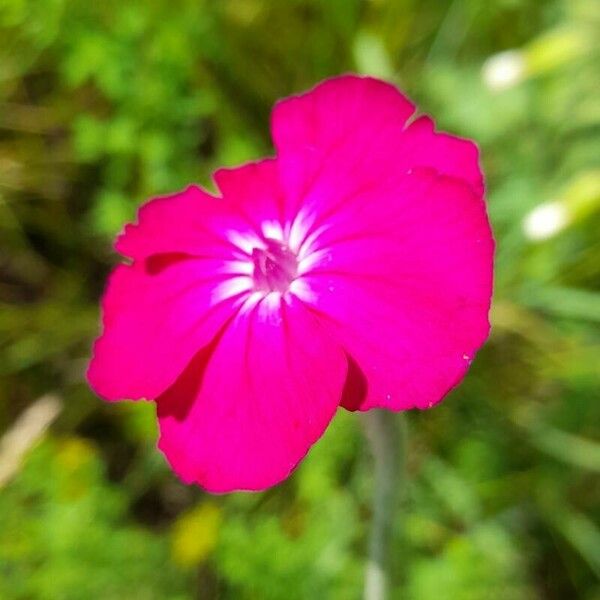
252 238 298 293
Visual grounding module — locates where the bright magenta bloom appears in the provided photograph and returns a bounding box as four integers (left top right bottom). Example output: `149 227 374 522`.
88 75 493 492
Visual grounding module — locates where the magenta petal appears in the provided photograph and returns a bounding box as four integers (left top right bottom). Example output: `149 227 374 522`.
87 258 252 401
272 75 415 157
115 185 247 260
156 295 347 492
302 170 494 411
271 74 482 229
213 158 285 235
399 116 484 195
271 74 416 218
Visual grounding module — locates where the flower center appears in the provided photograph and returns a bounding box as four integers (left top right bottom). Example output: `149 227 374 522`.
252 238 298 293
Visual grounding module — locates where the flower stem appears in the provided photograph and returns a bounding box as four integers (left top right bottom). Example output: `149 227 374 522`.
360 410 406 600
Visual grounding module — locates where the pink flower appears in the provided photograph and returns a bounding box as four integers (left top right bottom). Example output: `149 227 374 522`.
88 75 494 493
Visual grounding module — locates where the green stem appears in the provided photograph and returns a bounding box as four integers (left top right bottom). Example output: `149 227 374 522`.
361 410 406 600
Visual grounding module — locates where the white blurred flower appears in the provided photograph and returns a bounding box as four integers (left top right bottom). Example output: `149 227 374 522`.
522 201 570 241
482 50 526 91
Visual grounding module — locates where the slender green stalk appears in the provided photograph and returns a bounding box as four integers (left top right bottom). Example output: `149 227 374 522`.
360 410 406 600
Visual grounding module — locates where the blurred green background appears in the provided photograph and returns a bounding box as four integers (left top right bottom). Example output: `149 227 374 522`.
1 0 599 598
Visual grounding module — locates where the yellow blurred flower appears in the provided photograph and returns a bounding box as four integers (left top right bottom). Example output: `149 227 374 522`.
171 502 222 567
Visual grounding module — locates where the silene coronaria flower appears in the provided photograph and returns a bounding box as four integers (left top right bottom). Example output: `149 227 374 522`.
88 75 494 493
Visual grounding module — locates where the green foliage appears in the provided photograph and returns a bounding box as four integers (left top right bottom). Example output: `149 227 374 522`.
216 412 364 600
1 0 599 598
0 437 191 599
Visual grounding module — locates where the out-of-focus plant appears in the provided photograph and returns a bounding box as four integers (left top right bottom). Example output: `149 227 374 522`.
0 436 192 599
